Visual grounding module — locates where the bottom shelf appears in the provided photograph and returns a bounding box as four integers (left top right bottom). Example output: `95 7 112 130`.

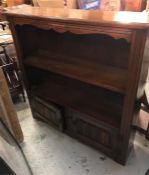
30 74 123 129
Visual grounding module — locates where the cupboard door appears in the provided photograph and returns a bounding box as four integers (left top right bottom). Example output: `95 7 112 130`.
65 109 118 156
30 96 63 131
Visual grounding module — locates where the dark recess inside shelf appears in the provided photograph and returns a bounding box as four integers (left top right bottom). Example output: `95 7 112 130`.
26 67 124 128
17 25 130 94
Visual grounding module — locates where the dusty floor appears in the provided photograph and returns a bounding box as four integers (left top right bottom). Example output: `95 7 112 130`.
15 101 149 175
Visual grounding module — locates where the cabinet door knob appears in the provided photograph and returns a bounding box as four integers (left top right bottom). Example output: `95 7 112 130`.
72 116 78 124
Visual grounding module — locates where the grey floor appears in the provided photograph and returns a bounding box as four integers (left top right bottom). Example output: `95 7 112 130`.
16 101 149 175
0 121 32 175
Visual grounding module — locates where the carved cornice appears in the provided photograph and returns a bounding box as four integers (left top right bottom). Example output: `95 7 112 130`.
12 17 132 42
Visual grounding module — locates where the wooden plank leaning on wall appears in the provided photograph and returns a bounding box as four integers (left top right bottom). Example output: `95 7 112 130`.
0 68 23 142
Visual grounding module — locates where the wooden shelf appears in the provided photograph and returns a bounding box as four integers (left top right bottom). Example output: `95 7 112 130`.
24 53 127 94
30 77 123 128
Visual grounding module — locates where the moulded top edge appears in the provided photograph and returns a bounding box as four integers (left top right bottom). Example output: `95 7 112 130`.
3 5 149 29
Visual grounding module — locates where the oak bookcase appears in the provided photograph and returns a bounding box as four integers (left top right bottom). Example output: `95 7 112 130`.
4 6 149 164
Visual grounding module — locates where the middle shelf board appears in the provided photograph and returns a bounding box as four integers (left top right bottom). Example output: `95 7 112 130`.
29 75 123 129
24 53 127 94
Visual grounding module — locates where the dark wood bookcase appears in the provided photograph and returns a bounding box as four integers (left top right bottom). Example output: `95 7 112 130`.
4 6 149 165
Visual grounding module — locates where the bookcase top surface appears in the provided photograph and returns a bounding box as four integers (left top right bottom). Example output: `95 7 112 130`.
3 5 149 29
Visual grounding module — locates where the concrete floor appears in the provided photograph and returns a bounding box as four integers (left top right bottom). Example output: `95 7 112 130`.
0 121 32 175
16 101 149 175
